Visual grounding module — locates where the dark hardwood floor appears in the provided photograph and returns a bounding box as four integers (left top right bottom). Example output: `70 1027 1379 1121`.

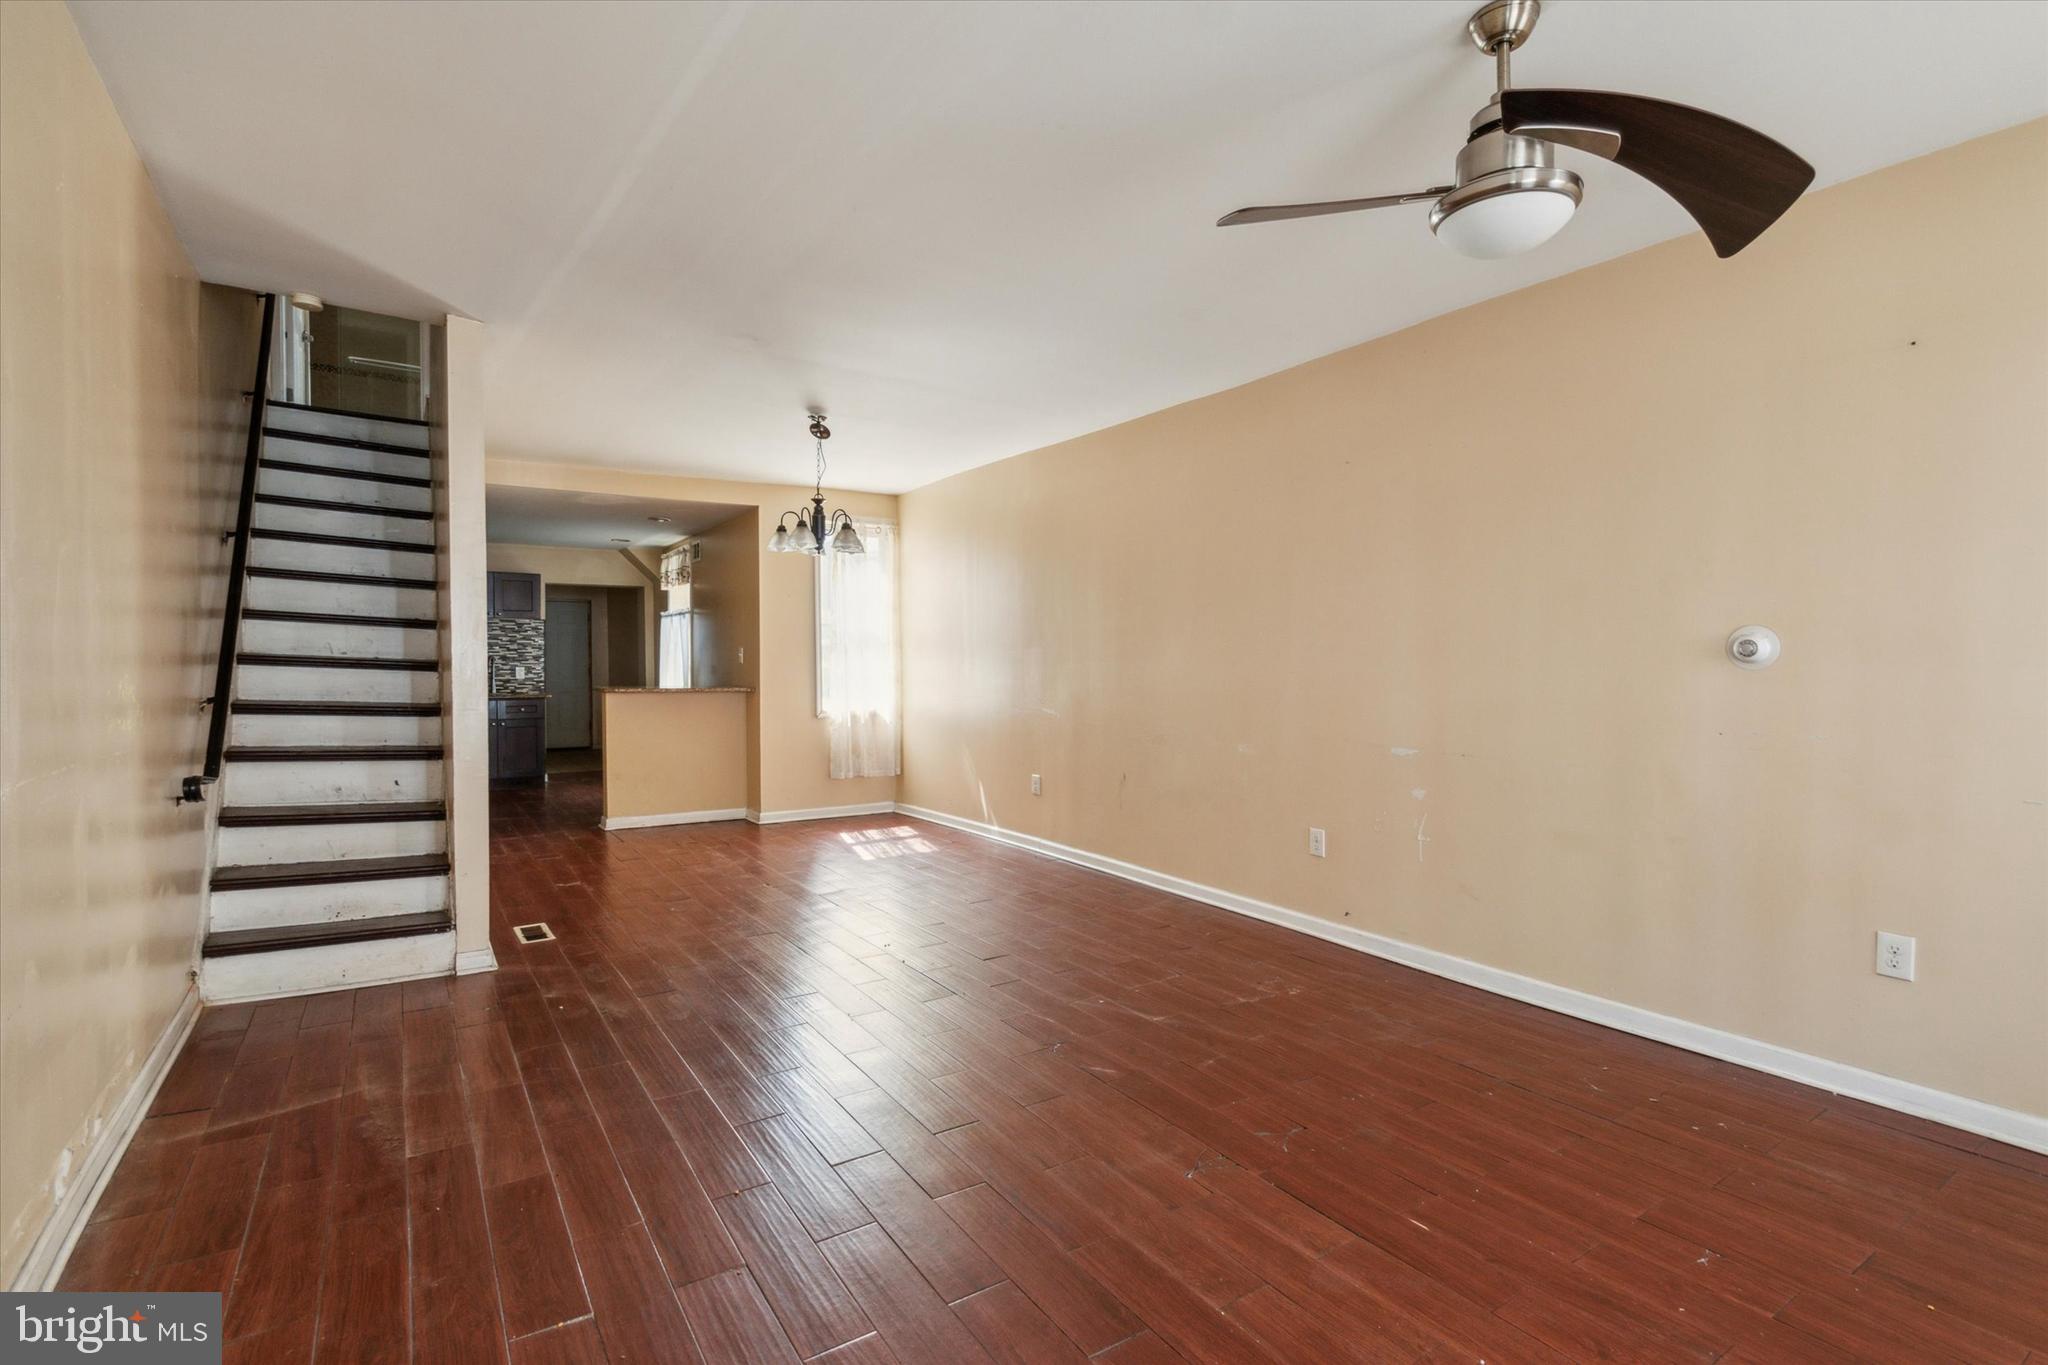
64 772 2048 1362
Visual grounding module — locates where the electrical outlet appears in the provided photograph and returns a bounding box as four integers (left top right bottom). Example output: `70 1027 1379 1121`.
737 647 744 664
1030 773 1041 796
514 665 527 679
1875 931 1916 982
1308 827 1327 858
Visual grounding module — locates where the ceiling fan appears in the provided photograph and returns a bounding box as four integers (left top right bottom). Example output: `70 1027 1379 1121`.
1218 0 1815 259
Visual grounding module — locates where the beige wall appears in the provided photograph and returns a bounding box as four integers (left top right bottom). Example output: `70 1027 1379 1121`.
487 463 900 817
0 1 262 1283
601 691 750 819
605 588 643 687
690 511 761 692
432 315 493 967
899 120 2048 1119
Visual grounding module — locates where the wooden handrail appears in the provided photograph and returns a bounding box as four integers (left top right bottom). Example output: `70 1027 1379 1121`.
182 292 277 805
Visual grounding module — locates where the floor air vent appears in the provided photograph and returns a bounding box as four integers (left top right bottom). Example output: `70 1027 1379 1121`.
513 922 555 944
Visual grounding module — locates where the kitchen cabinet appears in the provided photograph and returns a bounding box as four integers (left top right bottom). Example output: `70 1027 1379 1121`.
488 570 542 619
489 697 546 783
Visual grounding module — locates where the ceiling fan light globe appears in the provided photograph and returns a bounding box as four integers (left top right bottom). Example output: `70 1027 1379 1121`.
1428 165 1582 259
1431 185 1578 259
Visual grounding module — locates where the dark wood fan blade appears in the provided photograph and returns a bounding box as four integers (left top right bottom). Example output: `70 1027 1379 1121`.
1218 189 1450 227
1500 88 1814 257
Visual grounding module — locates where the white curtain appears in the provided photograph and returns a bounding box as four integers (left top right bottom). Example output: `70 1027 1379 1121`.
658 612 691 688
818 520 900 778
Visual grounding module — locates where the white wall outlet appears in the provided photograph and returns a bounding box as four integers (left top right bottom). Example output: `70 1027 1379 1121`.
1308 827 1327 858
514 665 527 679
737 647 744 664
1030 773 1041 796
1875 931 1916 981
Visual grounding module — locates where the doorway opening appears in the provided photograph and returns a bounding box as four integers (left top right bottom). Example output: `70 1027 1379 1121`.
484 486 749 801
543 582 651 775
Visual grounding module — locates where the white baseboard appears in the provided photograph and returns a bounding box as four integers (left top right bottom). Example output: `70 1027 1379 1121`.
895 802 2048 1156
748 801 899 825
10 985 201 1291
455 947 499 976
602 807 748 831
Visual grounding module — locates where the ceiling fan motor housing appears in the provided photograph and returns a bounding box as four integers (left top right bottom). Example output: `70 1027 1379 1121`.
1455 102 1567 186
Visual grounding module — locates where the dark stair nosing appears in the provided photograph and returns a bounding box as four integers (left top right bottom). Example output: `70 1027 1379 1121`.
262 458 432 489
231 699 442 716
248 566 438 591
253 527 436 554
269 399 430 428
224 744 444 762
257 492 433 521
264 426 430 458
238 652 439 671
219 801 446 826
202 908 452 958
243 608 437 630
212 853 450 892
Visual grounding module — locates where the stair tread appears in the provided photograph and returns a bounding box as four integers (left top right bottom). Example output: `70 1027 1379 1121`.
264 426 430 457
248 566 438 590
257 491 433 520
269 400 429 428
224 744 444 761
253 527 435 553
219 801 447 825
202 908 452 958
262 458 432 489
213 852 450 890
231 699 441 715
243 608 436 629
238 652 439 671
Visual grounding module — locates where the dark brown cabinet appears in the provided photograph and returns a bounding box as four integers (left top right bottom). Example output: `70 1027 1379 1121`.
488 571 542 619
489 697 546 784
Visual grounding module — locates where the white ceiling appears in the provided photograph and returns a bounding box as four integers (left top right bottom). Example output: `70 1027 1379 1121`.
485 486 743 550
70 1 2048 493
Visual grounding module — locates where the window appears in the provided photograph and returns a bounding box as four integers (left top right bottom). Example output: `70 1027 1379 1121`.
816 519 900 778
658 547 693 687
658 611 691 688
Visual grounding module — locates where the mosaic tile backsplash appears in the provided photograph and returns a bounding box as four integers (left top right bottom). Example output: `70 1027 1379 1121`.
488 617 546 695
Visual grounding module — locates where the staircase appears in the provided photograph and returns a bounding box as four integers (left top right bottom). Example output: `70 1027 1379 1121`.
199 398 455 1001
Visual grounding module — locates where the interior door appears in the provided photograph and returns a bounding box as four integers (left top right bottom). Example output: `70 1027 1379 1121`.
545 599 592 748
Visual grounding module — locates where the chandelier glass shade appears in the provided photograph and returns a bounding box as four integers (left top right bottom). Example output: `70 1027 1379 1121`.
769 415 864 557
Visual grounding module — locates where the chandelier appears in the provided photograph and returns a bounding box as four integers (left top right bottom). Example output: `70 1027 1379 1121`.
768 414 864 556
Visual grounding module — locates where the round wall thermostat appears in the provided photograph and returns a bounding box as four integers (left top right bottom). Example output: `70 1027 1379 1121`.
1727 626 1780 670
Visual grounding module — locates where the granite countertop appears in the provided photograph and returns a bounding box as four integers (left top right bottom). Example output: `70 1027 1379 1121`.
596 686 754 694
490 692 551 700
